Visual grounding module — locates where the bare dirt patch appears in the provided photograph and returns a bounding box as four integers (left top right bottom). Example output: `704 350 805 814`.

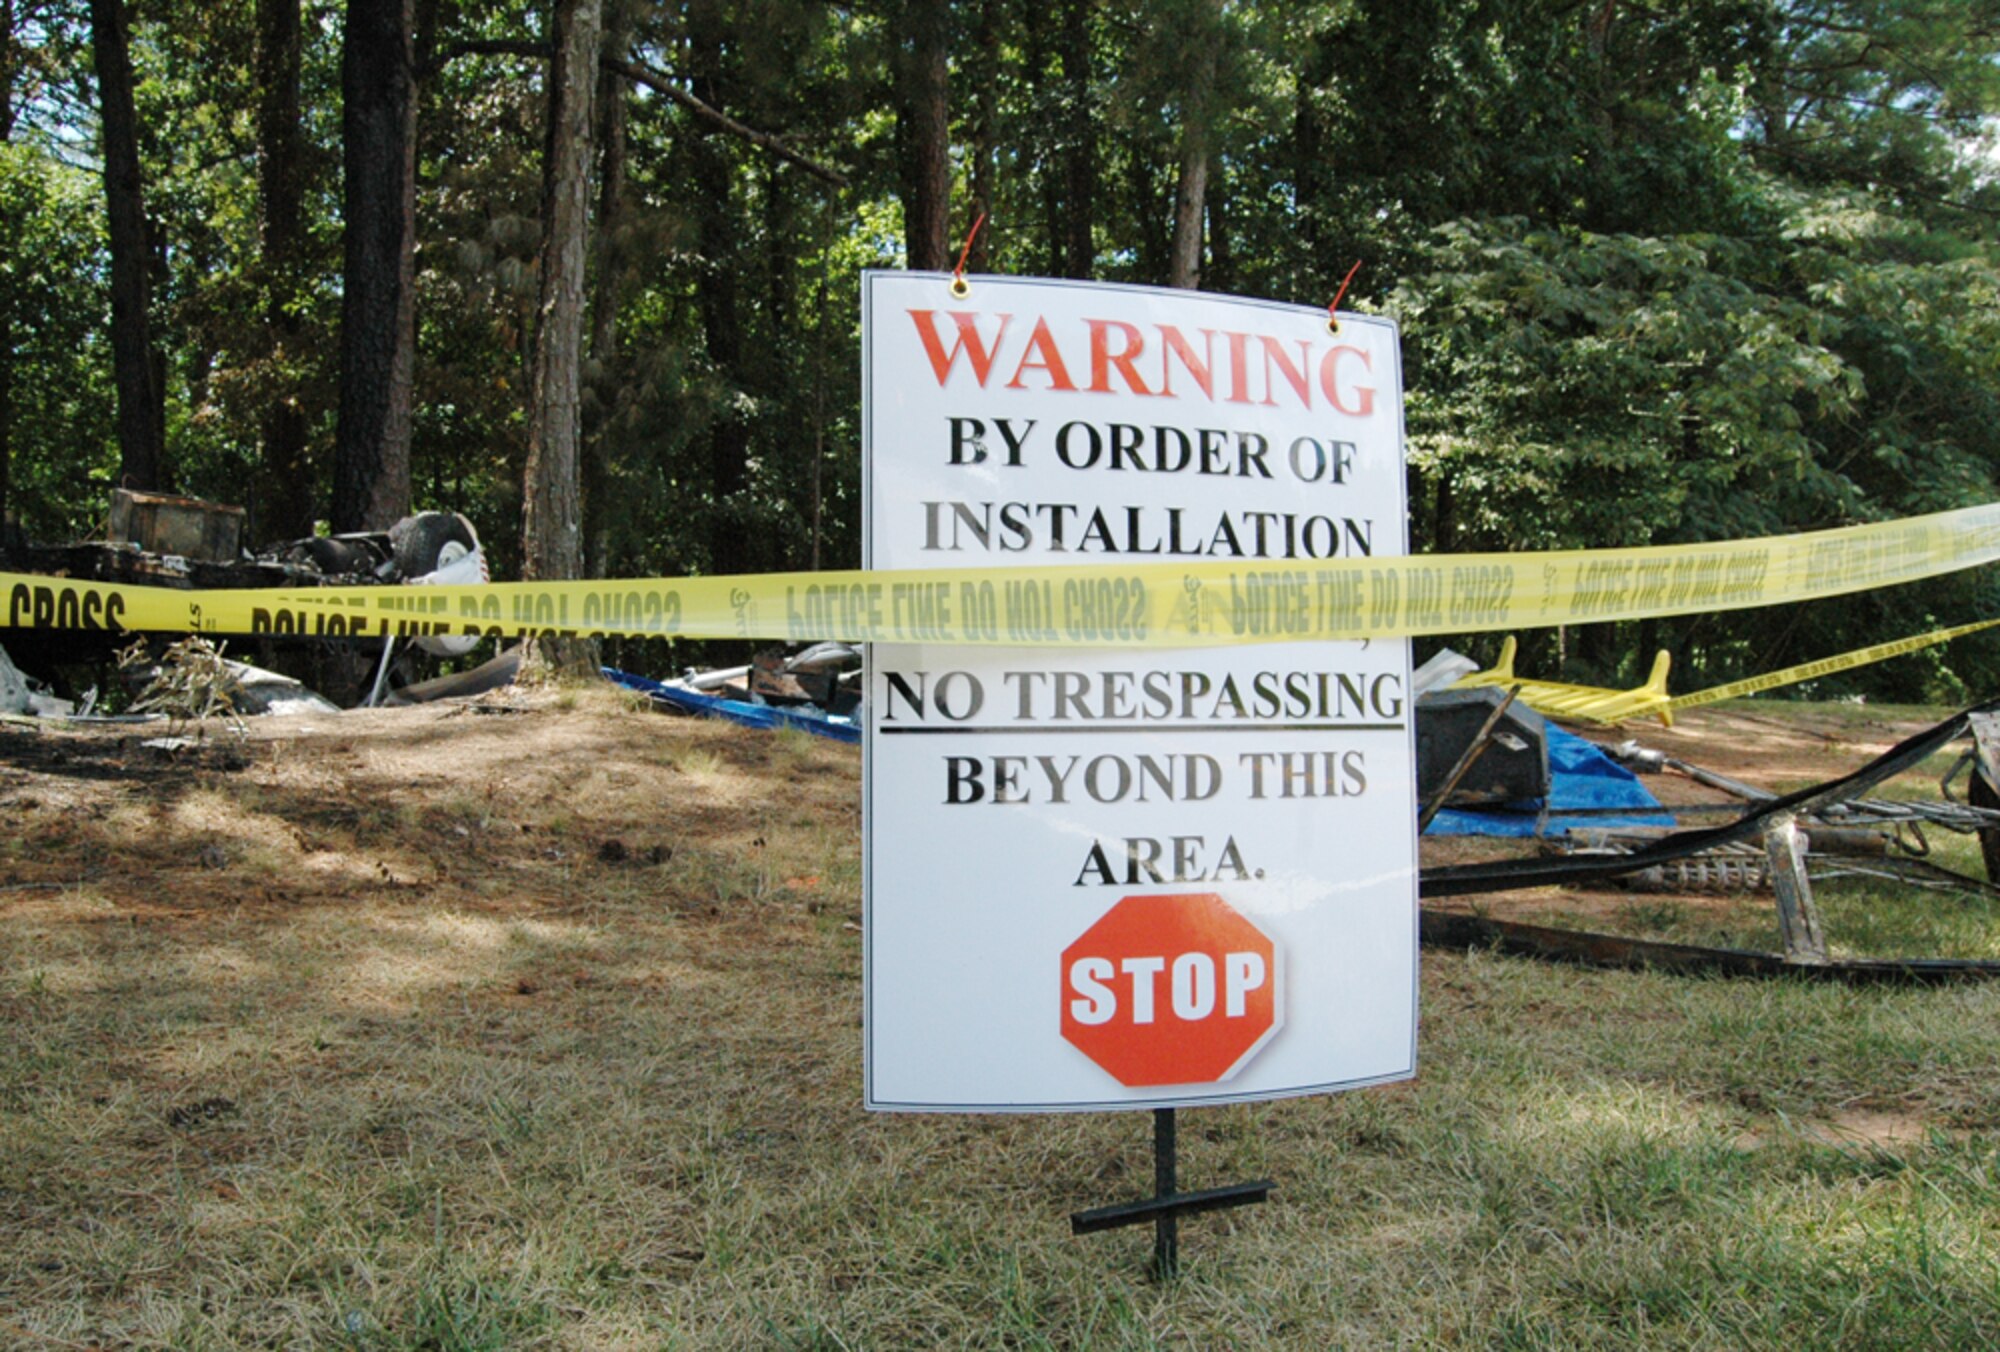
1735 1106 1972 1152
4 690 834 924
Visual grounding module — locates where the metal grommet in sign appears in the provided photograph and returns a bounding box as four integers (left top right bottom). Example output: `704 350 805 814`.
949 210 987 301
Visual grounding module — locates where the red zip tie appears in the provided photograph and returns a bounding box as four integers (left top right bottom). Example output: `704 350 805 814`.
950 211 988 298
1326 259 1362 333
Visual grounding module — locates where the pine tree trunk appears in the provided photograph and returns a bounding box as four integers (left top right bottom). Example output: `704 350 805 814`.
0 0 13 144
764 164 795 334
809 268 827 571
688 0 753 582
967 0 998 274
1292 28 1335 286
256 0 312 543
1059 0 1094 279
1206 161 1234 293
0 300 12 536
760 163 806 570
583 2 632 580
334 0 415 532
519 0 602 680
1168 153 1208 290
898 0 950 271
1168 5 1219 291
1024 0 1063 277
89 0 164 492
1 0 14 532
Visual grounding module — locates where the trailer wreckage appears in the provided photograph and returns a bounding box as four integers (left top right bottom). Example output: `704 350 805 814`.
0 488 488 712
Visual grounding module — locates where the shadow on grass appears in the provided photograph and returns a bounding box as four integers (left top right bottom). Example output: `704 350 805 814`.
3 706 2000 1347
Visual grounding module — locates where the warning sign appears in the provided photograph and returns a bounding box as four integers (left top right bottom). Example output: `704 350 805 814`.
861 273 1419 1112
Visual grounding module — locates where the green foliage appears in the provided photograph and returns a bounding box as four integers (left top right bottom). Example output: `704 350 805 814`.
1755 0 2000 204
4 0 2000 692
0 140 115 539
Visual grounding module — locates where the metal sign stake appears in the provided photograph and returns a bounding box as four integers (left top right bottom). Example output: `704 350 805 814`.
1069 1108 1274 1280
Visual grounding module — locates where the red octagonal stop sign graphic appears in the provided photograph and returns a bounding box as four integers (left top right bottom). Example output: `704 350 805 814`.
1061 893 1283 1088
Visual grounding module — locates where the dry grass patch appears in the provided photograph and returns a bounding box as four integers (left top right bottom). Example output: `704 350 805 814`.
4 701 2000 1347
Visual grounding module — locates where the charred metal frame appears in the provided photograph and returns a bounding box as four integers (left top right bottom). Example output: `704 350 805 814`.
1421 698 2000 983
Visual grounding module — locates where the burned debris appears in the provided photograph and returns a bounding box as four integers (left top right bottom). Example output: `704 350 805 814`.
1 489 486 711
1423 700 2000 981
608 642 862 742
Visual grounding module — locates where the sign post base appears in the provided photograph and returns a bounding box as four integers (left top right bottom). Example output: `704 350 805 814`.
1068 1108 1274 1280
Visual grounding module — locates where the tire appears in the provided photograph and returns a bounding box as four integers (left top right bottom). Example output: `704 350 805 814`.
390 512 485 660
290 534 388 577
388 512 479 581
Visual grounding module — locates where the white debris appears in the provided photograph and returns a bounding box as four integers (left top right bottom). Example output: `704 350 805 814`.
0 643 32 715
1413 647 1480 696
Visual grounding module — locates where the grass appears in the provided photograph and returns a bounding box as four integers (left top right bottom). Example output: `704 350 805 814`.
4 699 2000 1347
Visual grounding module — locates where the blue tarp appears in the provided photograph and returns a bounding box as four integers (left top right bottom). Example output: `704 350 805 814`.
606 668 1666 822
1424 723 1672 837
604 668 860 743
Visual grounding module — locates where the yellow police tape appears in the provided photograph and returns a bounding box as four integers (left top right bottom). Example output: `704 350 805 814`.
1666 617 2000 714
5 503 2000 647
1453 618 2000 727
1456 638 1679 725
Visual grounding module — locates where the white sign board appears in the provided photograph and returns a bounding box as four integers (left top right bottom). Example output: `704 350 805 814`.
863 273 1417 1112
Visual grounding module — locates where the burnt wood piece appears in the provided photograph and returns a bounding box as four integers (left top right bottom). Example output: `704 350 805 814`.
1765 813 1828 964
107 489 246 563
1967 713 2000 882
0 543 328 590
